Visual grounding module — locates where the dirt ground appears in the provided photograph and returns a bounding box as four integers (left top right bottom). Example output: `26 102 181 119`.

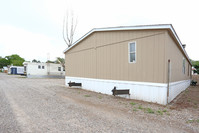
0 73 198 133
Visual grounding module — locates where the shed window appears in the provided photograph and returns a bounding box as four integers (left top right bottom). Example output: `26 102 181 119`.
182 58 185 74
129 42 136 63
42 66 45 69
38 65 41 69
58 67 61 71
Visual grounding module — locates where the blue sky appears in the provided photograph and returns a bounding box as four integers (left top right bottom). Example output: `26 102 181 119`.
0 0 198 62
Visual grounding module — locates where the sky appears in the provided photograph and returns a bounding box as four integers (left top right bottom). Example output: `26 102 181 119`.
0 0 199 62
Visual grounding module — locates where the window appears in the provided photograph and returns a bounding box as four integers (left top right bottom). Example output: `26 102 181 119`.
38 65 41 69
182 57 185 74
129 42 136 63
58 67 61 71
42 66 45 69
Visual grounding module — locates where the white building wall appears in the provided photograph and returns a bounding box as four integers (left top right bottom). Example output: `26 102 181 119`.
65 76 190 105
17 67 24 74
24 62 65 78
168 79 191 103
26 63 47 76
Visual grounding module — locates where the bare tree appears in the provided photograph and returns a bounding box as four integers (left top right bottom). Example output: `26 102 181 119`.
62 10 78 47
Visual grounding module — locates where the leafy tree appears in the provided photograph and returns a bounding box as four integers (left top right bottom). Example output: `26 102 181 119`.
46 60 55 63
32 59 38 62
191 60 199 74
0 58 9 68
5 54 25 66
55 57 65 68
32 59 41 63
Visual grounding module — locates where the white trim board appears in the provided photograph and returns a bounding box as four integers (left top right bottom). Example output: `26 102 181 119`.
65 76 190 105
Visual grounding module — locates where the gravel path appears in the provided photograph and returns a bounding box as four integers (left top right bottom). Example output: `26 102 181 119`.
0 73 198 133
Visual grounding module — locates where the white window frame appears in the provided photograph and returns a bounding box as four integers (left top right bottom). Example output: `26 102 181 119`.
128 42 136 63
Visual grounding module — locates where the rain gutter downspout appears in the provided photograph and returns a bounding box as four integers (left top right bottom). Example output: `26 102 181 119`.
167 59 170 104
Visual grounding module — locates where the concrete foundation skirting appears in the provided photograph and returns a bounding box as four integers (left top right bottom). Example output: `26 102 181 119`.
65 76 190 105
168 80 191 103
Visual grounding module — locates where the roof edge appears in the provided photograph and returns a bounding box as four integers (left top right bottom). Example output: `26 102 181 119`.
63 24 172 53
63 24 191 65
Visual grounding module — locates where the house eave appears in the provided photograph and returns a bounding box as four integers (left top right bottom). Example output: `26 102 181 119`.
63 24 191 65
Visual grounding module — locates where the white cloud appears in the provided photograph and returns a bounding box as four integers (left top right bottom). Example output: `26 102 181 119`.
0 25 65 62
0 0 198 61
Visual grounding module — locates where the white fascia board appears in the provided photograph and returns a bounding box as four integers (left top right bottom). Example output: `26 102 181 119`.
63 24 191 65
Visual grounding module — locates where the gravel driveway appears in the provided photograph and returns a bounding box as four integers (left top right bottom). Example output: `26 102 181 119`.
0 73 198 133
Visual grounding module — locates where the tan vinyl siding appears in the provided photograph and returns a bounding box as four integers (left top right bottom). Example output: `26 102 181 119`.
165 31 191 82
65 30 166 83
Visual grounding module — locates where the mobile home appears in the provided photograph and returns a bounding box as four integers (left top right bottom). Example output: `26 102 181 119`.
23 62 65 78
8 66 24 75
64 24 191 105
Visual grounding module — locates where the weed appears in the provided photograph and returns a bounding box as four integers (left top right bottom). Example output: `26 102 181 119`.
146 108 154 114
163 109 167 112
197 119 199 123
187 119 194 123
130 102 136 106
187 99 191 102
133 108 137 111
98 96 102 99
84 95 91 97
166 112 170 116
157 110 163 115
138 105 143 110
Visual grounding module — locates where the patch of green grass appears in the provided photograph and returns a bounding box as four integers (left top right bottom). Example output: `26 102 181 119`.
133 108 137 111
98 96 103 99
138 105 143 110
146 108 154 114
187 119 194 123
197 119 199 123
157 110 163 115
130 102 136 106
84 95 91 97
187 99 191 102
163 109 167 112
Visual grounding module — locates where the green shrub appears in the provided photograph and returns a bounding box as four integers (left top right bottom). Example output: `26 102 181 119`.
130 102 136 106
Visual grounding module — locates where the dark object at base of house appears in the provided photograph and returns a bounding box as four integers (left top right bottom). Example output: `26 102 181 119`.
191 80 197 86
68 81 82 87
112 86 130 96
